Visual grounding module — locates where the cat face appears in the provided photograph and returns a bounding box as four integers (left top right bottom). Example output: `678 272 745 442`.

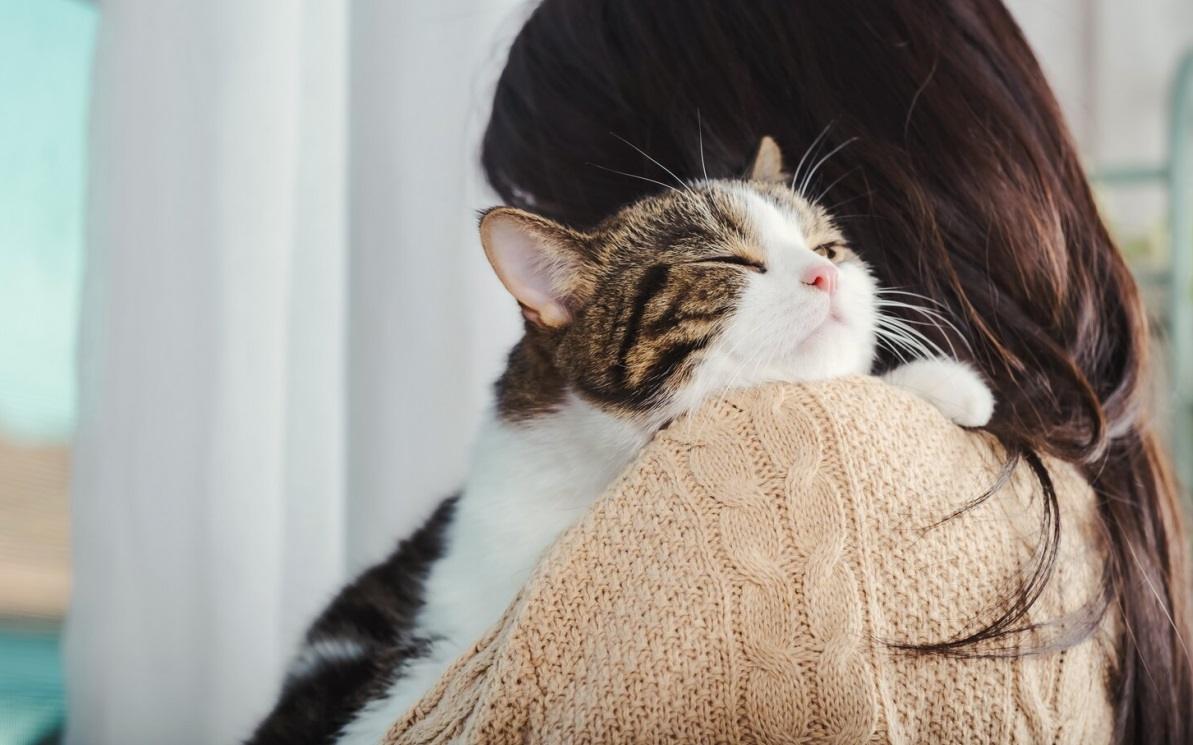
482 139 878 423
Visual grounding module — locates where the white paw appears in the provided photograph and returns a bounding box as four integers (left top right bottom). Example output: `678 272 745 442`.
881 358 995 428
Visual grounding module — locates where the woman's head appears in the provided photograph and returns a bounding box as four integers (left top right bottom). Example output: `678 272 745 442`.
483 1 1191 742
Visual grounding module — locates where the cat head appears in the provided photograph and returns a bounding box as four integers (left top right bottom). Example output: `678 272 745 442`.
481 137 878 424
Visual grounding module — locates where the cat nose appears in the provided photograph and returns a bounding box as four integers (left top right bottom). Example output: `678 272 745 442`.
802 263 838 295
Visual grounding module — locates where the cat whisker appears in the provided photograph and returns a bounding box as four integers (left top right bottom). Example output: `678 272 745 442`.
882 316 951 329
822 189 874 215
876 317 948 360
874 299 970 354
874 328 915 364
874 310 961 345
875 288 950 309
875 320 926 353
791 121 835 193
610 132 690 192
875 310 951 358
876 334 928 364
813 167 859 206
876 311 947 347
588 162 683 195
874 293 965 330
877 342 911 365
697 108 709 182
799 137 859 199
874 299 955 326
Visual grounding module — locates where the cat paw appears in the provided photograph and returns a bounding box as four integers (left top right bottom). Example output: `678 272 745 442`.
881 358 995 428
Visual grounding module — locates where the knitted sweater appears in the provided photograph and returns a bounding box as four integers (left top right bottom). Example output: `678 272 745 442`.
385 377 1117 744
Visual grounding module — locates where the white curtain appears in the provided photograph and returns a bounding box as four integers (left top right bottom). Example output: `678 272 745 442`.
65 2 523 743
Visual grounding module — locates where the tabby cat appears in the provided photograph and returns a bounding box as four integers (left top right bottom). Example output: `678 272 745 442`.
247 138 993 744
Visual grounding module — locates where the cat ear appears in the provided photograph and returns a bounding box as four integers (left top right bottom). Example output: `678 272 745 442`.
479 207 593 329
748 135 786 183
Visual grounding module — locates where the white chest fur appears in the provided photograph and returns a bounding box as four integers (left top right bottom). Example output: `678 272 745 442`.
336 396 650 745
420 397 651 651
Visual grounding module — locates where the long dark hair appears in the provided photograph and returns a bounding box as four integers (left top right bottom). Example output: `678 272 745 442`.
481 1 1192 741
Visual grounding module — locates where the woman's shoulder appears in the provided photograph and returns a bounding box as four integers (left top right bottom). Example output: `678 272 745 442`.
649 376 1108 645
388 376 1117 744
655 375 1099 539
642 376 1116 739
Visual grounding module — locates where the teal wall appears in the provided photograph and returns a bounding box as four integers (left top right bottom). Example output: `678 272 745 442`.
0 0 96 442
0 629 62 745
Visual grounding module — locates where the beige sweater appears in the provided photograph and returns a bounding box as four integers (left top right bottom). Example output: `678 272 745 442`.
386 377 1118 744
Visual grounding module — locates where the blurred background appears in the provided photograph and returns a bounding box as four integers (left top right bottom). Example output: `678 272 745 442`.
0 1 1189 743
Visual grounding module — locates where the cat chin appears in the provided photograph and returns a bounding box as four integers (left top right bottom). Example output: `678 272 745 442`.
666 347 874 421
824 329 878 371
781 327 878 381
796 315 852 350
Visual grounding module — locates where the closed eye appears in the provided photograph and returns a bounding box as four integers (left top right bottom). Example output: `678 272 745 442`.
692 255 767 273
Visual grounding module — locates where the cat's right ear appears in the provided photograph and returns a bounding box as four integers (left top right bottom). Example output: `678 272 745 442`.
479 207 593 329
748 136 787 183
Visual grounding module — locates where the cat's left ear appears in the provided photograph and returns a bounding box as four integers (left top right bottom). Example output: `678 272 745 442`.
479 207 595 329
748 135 787 183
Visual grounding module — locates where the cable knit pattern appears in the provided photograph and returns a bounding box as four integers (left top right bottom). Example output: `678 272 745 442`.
385 377 1117 745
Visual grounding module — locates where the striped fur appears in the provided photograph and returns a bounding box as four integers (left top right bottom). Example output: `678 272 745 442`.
247 498 458 745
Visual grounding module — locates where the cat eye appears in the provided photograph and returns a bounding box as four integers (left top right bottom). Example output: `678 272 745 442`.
693 255 767 272
813 242 852 263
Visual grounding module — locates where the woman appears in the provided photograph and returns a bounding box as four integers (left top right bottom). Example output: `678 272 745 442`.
474 1 1191 742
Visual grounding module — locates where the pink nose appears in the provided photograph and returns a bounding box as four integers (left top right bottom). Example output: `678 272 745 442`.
802 263 838 294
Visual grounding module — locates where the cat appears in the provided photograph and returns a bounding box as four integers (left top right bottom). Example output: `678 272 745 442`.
246 137 994 745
